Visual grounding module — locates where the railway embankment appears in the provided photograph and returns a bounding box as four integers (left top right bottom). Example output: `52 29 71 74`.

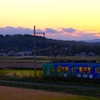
0 79 100 98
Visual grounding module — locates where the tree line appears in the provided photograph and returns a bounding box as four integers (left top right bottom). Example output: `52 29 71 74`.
0 34 100 56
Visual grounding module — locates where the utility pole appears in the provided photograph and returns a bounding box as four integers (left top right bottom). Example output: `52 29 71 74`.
33 25 45 78
34 25 36 78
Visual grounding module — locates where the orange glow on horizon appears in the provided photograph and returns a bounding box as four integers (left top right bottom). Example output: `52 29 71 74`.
0 0 100 40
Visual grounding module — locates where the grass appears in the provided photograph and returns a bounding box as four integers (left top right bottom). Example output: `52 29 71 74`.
0 76 100 98
48 96 100 100
0 55 99 61
28 96 100 100
0 69 99 98
0 69 43 81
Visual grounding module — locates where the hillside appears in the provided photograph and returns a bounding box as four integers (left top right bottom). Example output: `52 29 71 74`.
0 34 100 56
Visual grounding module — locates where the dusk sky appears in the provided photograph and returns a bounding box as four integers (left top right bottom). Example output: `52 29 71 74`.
0 0 100 40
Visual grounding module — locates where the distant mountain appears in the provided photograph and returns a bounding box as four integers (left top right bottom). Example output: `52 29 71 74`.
84 39 100 43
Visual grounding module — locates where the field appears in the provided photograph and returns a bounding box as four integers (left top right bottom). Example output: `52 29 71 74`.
0 56 100 69
0 69 42 81
0 56 43 79
0 86 99 100
0 55 99 80
0 56 100 99
0 56 48 69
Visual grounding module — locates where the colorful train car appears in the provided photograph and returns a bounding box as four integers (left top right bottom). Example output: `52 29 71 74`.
42 63 100 79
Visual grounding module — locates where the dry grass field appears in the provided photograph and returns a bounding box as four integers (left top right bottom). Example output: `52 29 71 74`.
0 56 48 69
0 56 99 69
0 86 99 100
0 62 42 69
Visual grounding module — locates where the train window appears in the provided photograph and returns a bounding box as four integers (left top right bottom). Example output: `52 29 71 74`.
79 67 82 73
65 67 68 72
61 67 65 72
88 67 91 73
83 67 87 72
57 66 61 72
98 68 100 73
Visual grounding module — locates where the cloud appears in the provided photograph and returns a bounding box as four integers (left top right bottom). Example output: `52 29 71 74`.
0 26 100 40
61 28 76 33
45 28 58 34
93 33 100 37
36 29 44 33
0 26 33 35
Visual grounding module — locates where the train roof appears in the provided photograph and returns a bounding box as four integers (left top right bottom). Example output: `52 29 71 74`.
43 62 100 67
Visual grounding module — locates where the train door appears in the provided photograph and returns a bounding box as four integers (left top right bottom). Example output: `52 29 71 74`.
64 66 69 77
97 67 100 79
57 65 61 77
48 63 55 77
77 66 82 78
95 66 100 79
62 63 71 77
82 66 89 78
42 63 49 77
71 65 77 77
87 66 93 79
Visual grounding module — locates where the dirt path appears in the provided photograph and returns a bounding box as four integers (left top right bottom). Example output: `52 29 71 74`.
0 86 75 100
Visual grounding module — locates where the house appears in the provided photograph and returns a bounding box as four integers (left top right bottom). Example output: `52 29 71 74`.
88 52 95 56
75 52 87 57
8 50 16 56
0 53 7 56
80 52 87 57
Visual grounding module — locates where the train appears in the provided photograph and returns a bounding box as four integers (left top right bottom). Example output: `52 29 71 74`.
42 62 100 79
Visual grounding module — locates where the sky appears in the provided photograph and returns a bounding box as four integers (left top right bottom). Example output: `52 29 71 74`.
0 0 100 40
